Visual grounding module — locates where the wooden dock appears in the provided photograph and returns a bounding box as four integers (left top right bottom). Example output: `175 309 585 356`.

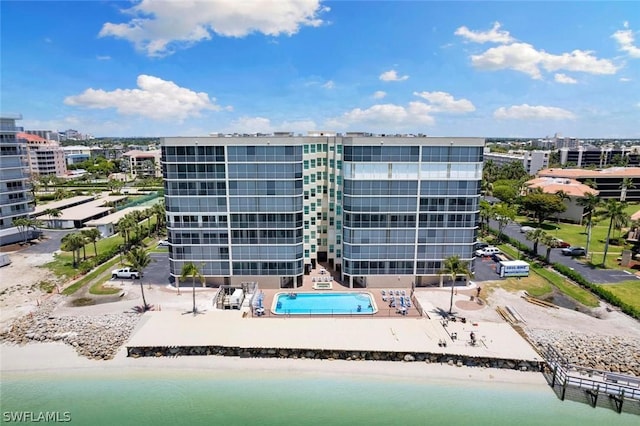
541 345 640 415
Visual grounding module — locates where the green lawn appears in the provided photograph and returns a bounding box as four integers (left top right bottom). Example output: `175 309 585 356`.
497 243 598 306
595 280 640 312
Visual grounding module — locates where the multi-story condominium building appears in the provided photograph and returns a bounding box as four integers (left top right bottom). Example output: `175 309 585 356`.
0 115 34 230
161 133 484 289
122 149 162 178
559 145 640 168
18 133 67 177
484 149 550 175
538 167 640 201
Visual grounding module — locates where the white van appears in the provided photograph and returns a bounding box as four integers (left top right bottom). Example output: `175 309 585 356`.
475 246 501 257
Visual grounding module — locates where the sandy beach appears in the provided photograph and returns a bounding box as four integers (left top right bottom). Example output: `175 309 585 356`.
0 341 548 389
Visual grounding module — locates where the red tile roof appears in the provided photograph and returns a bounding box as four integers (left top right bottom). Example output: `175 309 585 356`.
525 177 598 197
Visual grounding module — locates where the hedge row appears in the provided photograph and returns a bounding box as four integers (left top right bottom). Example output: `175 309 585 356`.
552 263 640 319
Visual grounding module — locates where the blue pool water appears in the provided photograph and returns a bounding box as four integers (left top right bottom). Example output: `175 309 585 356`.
273 292 376 315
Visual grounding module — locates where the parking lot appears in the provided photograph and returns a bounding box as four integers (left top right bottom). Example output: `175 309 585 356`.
473 255 504 283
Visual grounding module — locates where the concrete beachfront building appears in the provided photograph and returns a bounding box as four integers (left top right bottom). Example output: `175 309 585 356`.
161 133 484 289
0 115 34 230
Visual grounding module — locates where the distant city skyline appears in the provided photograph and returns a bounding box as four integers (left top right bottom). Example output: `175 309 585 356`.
1 1 639 138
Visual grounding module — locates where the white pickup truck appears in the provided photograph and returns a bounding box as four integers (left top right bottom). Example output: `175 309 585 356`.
111 267 142 279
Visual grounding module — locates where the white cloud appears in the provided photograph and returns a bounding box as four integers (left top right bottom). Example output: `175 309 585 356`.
620 77 632 82
222 117 316 134
471 42 618 79
96 55 111 61
322 80 335 89
64 75 224 121
493 104 576 120
326 103 435 129
612 24 640 58
454 22 514 44
412 91 475 113
554 73 577 84
372 91 387 99
379 70 409 82
99 0 328 57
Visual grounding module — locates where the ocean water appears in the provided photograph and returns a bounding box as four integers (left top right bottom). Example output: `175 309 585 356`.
1 369 637 425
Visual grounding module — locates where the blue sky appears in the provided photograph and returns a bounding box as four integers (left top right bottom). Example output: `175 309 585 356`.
2 1 639 138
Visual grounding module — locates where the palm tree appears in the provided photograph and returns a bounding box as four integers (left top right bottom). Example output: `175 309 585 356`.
12 217 34 245
44 208 62 228
81 228 101 258
584 179 598 190
438 255 472 314
479 200 493 233
180 262 204 315
541 233 559 264
125 247 153 312
577 193 601 257
619 177 636 202
61 232 85 268
600 199 630 267
526 228 547 255
152 202 165 234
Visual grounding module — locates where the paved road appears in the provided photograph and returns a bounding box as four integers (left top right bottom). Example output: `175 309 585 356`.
18 229 75 255
490 220 638 284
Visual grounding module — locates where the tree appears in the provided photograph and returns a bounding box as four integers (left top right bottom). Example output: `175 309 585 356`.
61 232 85 268
44 208 62 228
577 193 601 257
53 188 69 201
152 202 165 234
526 228 547 255
600 199 630 267
492 184 519 204
479 200 494 233
180 262 204 315
619 177 636 202
81 228 101 258
125 247 153 312
493 203 517 242
12 218 34 245
583 179 598 190
108 178 125 194
520 192 566 226
438 255 472 314
541 233 559 264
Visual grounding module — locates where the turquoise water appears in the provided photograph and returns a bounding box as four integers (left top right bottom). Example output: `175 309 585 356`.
1 368 637 425
274 292 375 315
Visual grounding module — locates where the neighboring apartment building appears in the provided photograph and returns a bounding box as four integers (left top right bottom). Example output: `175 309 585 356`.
524 177 598 223
62 145 91 165
484 149 550 175
538 167 640 201
122 149 162 178
559 145 640 168
18 133 67 177
24 129 60 142
161 133 484 289
0 115 34 230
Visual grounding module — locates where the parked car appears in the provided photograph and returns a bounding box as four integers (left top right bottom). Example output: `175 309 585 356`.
111 267 142 279
158 239 169 247
553 238 571 248
475 246 501 257
474 241 489 251
561 247 586 257
520 226 536 233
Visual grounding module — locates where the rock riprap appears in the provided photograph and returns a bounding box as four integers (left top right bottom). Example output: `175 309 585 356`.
527 328 640 376
0 297 140 360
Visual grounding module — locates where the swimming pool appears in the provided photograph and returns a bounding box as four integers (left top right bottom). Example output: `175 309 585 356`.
272 292 377 315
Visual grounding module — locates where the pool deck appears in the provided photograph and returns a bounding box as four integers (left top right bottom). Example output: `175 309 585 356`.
126 265 541 363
